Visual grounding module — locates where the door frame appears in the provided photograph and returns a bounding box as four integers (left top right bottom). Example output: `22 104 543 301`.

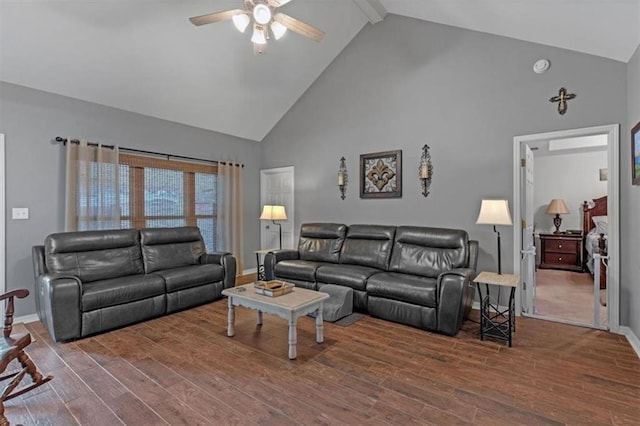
0 134 5 294
512 124 620 332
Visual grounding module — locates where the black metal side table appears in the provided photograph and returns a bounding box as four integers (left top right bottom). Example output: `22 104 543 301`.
255 249 276 280
473 271 519 347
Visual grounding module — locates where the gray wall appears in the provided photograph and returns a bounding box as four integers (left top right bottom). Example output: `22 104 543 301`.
624 44 640 337
261 15 627 300
533 150 607 234
0 82 261 316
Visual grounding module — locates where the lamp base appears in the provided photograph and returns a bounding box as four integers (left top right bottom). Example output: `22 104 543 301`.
553 214 562 234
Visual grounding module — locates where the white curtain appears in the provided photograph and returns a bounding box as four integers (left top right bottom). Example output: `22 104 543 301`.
216 162 244 273
65 139 121 231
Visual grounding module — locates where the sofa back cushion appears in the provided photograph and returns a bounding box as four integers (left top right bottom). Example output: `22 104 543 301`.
340 225 396 270
45 229 143 283
389 226 469 278
140 227 206 273
298 223 347 263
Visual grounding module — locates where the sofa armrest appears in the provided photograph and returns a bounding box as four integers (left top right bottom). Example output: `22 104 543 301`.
264 250 299 280
32 245 47 280
200 252 237 289
436 268 475 336
36 274 82 342
468 240 479 272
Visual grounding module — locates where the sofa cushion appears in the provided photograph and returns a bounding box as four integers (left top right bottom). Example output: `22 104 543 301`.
389 227 469 278
339 225 396 270
274 260 329 282
367 272 437 308
45 229 144 283
82 274 166 311
151 264 224 293
298 223 347 263
140 227 206 273
316 264 380 291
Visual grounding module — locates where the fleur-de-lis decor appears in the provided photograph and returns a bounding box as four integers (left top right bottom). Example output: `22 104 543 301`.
360 150 402 198
367 159 396 191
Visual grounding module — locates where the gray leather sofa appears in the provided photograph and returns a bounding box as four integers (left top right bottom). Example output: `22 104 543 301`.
32 227 236 342
264 223 478 336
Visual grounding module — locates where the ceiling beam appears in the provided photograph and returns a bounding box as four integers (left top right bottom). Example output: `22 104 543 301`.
352 0 387 24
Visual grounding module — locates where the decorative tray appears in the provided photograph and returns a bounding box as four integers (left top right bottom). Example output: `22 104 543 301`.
254 280 294 297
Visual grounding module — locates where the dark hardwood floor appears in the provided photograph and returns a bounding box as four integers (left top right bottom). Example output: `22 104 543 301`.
5 281 639 425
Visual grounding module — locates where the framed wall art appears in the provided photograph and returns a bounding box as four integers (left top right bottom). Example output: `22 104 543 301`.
360 150 402 198
632 121 640 186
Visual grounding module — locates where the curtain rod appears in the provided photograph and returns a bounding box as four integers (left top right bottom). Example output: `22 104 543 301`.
53 137 244 167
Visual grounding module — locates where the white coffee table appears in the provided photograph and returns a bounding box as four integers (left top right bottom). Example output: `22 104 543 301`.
221 283 330 360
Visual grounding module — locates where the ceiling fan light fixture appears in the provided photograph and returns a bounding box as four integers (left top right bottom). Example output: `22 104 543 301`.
253 4 272 25
251 25 267 44
232 13 251 33
270 21 287 40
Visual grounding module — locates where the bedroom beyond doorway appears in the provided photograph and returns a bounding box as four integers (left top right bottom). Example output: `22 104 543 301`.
513 124 620 332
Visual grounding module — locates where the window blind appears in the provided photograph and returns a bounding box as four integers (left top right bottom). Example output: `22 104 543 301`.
119 154 217 251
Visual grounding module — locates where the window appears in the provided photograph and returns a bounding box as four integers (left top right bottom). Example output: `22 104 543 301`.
119 154 217 251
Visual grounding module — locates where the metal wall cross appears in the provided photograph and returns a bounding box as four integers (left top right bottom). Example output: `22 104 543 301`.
549 87 576 115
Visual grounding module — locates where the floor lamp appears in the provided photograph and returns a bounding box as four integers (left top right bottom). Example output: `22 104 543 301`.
476 199 513 275
260 205 287 249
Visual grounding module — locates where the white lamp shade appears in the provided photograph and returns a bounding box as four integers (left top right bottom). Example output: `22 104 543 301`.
270 21 287 40
232 14 251 33
260 205 287 221
251 25 267 44
546 198 570 215
476 199 513 226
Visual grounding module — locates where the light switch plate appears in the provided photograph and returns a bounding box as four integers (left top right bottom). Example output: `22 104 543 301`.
12 207 29 220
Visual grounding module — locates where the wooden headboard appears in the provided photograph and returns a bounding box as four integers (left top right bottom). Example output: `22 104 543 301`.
582 195 607 234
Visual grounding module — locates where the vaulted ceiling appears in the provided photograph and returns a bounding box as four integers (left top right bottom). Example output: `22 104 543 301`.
2 0 639 142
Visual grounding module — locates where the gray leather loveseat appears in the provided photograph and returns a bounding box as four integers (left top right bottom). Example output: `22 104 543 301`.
264 223 478 336
32 226 236 342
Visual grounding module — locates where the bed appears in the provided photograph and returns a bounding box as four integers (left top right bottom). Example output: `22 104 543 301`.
582 195 607 289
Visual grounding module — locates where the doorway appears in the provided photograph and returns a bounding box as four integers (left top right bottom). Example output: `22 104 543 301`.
260 166 294 250
513 124 620 332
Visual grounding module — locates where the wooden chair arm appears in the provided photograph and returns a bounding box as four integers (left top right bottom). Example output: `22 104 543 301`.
1 289 30 338
0 289 29 302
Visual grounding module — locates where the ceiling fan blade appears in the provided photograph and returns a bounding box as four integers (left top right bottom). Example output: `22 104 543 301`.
189 9 246 26
253 42 267 55
267 0 292 7
274 13 324 42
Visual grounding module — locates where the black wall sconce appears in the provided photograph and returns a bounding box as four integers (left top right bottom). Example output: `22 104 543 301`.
418 144 433 197
338 156 348 200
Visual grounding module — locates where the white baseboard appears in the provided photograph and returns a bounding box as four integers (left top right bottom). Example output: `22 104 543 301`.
619 326 640 358
242 268 257 276
15 313 39 324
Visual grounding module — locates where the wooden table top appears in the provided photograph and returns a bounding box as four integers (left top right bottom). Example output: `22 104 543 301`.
222 283 329 310
473 271 519 288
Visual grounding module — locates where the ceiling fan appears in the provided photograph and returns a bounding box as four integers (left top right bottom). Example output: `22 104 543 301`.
189 0 325 55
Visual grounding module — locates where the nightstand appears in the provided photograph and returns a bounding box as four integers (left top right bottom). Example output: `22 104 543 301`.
539 233 583 272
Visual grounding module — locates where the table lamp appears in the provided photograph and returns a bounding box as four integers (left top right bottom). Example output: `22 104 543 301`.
546 199 569 234
260 205 287 249
476 199 513 275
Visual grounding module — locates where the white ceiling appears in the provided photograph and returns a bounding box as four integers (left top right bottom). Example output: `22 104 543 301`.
2 0 639 142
